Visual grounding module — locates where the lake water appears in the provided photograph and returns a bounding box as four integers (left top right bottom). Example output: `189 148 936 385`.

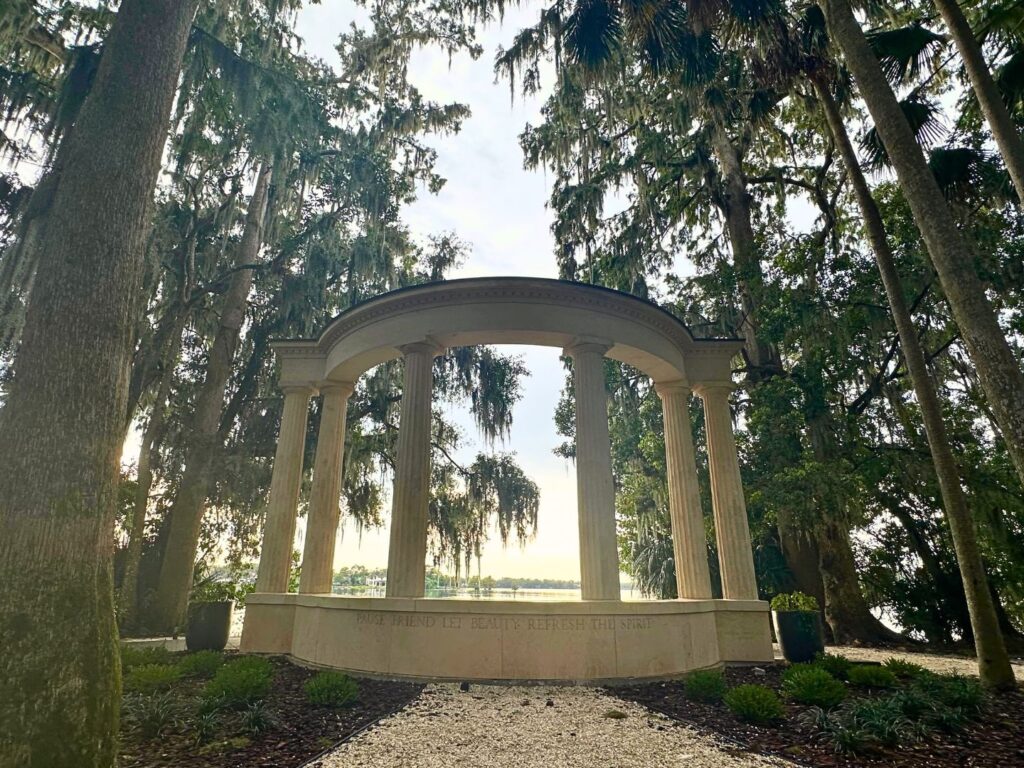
332 586 654 601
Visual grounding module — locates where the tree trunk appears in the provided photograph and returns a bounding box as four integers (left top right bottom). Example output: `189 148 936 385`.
822 0 1024 511
0 1 199 765
709 126 782 381
119 315 185 633
931 0 1024 202
814 73 1014 687
149 162 272 634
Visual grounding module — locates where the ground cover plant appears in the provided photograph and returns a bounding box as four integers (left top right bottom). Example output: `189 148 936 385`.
613 652 1024 766
117 650 423 768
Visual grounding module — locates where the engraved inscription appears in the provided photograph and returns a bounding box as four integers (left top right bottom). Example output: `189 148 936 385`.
353 611 657 634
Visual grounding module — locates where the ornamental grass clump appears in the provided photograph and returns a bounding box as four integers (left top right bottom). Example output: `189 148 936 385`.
782 666 847 709
814 652 853 680
202 656 273 710
304 670 359 708
177 650 224 679
684 668 727 703
123 692 179 738
124 663 182 694
848 664 899 689
724 684 784 724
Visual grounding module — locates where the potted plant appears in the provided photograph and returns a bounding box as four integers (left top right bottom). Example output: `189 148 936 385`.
186 569 251 652
770 591 825 663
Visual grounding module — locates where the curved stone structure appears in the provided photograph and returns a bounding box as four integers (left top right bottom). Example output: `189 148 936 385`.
243 277 772 680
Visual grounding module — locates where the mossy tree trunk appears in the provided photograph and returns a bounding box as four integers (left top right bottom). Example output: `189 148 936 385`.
0 1 199 765
150 162 272 634
814 73 1014 687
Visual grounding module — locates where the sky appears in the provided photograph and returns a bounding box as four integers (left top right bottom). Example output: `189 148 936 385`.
293 2 591 580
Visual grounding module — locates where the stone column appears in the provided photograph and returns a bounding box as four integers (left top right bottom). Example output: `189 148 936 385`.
656 382 713 599
386 341 442 598
565 340 620 600
299 381 354 594
255 385 314 593
696 383 758 599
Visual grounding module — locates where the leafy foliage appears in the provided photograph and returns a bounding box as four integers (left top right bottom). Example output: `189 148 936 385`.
770 592 820 612
177 650 225 679
202 656 273 710
123 664 182 694
782 666 847 708
847 665 899 689
684 668 727 702
304 670 359 708
724 684 785 723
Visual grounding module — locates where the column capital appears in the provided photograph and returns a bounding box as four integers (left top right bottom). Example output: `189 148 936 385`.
654 380 693 399
563 336 613 358
693 381 736 400
316 380 355 398
280 383 316 397
398 338 445 358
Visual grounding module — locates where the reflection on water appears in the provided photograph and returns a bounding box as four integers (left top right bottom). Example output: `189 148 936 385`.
331 586 653 601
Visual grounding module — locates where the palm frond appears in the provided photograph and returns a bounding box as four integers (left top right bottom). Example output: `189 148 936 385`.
859 92 945 170
866 24 947 85
564 0 624 71
928 147 1010 202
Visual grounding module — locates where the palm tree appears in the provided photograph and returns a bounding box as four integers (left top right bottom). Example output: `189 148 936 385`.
820 0 1024 498
808 49 1014 686
0 0 200 763
929 0 1024 202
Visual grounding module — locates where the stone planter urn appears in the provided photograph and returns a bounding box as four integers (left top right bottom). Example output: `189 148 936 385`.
770 592 824 664
185 601 233 652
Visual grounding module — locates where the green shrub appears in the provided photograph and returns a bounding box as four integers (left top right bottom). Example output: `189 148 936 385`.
683 669 726 703
845 697 917 747
304 670 359 708
769 592 819 612
814 652 853 680
202 656 273 709
882 657 927 679
121 644 173 671
178 650 224 679
912 672 986 715
124 663 182 694
782 666 847 709
124 692 178 738
848 664 898 689
724 684 784 724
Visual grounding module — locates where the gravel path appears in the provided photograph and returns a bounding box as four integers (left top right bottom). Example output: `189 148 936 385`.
825 644 1024 680
316 683 794 768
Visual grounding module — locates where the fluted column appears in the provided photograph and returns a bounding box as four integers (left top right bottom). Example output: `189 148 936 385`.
255 385 314 593
656 381 713 599
386 341 442 598
696 382 758 599
299 381 354 594
566 340 620 600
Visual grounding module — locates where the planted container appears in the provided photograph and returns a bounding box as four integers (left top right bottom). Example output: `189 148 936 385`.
185 600 233 652
770 592 824 664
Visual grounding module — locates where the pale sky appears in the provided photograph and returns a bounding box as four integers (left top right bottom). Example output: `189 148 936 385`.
294 2 591 579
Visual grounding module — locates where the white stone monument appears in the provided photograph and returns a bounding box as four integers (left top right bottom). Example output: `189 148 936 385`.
241 277 772 680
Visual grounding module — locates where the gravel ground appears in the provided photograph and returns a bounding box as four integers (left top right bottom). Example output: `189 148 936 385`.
823 645 1024 679
316 683 793 768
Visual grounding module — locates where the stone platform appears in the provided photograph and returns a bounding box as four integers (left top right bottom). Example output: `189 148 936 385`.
240 593 772 682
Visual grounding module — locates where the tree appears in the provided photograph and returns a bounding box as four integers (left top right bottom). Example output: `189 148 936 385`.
0 0 199 764
820 0 1024 498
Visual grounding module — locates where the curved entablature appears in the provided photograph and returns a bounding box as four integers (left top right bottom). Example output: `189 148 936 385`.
271 277 742 387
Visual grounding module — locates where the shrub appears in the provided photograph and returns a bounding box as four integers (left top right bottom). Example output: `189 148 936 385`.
241 700 275 735
124 663 181 694
848 664 898 689
124 692 178 738
304 670 359 708
684 669 726 703
202 656 273 709
121 644 173 671
178 650 224 679
770 592 819 612
814 652 853 680
724 684 784 724
845 697 916 747
782 666 847 709
912 672 986 715
882 657 927 679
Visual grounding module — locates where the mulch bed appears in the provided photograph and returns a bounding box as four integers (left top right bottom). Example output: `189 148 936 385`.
119 656 423 768
612 664 1024 767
